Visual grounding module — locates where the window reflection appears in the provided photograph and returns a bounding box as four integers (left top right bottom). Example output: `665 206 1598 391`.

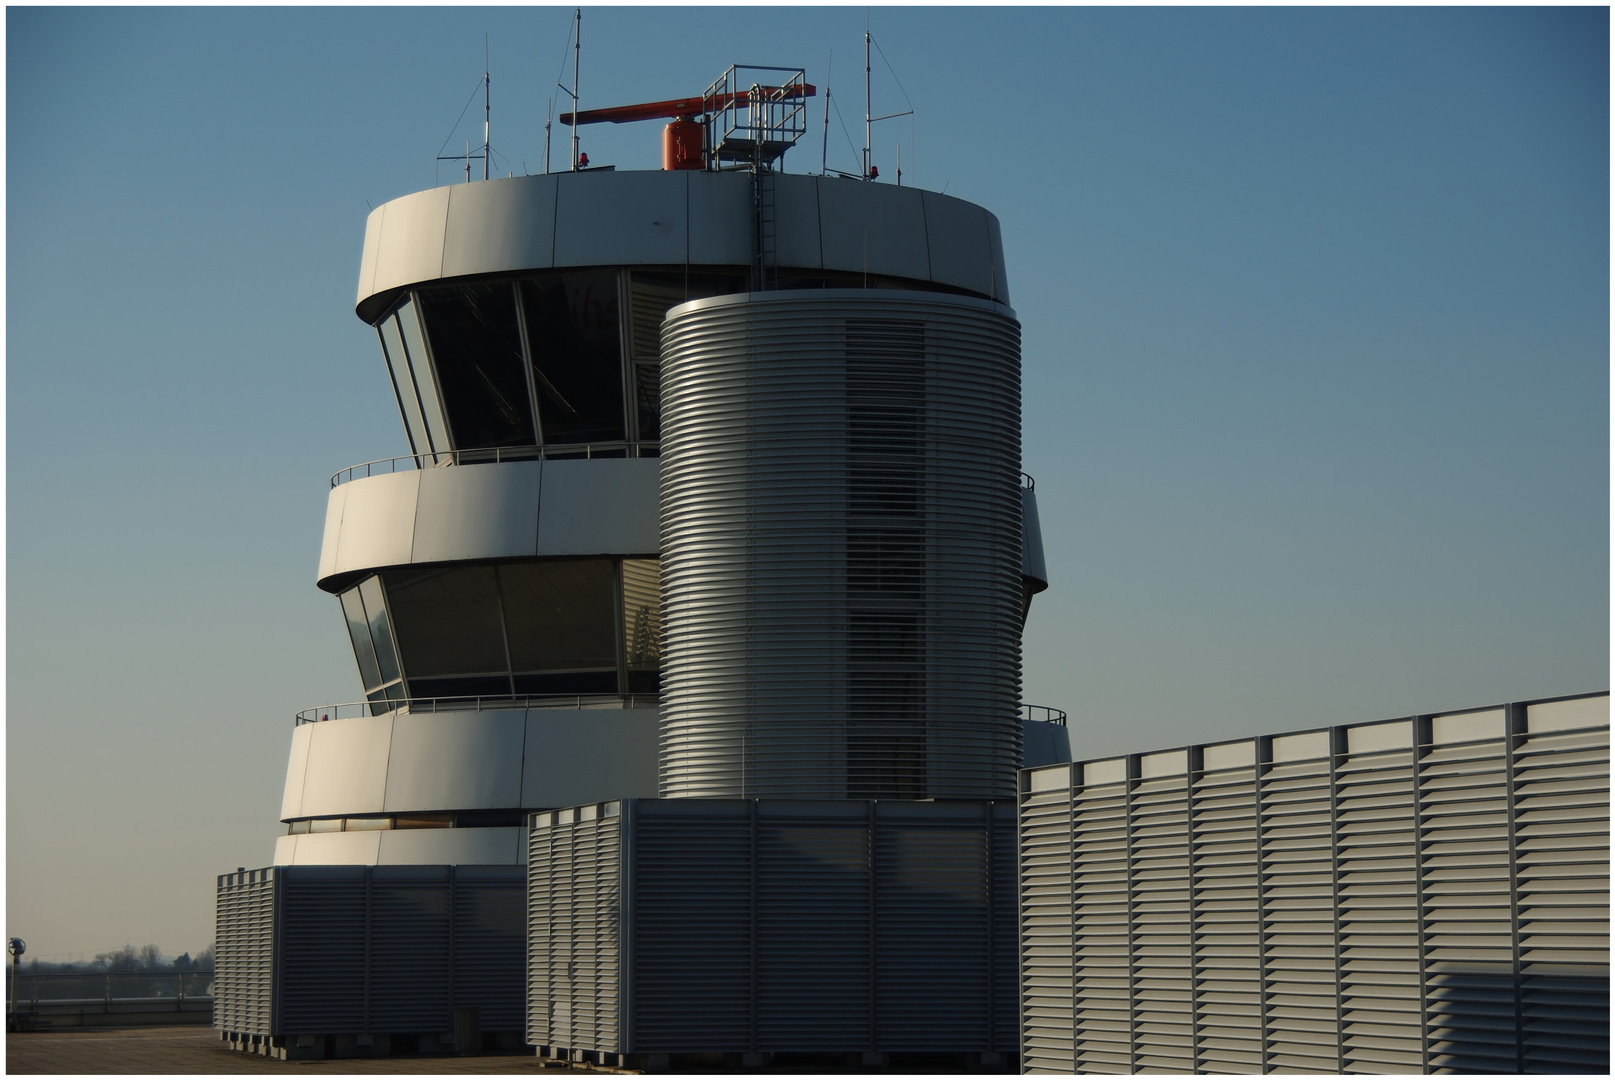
519 274 625 445
340 587 383 691
387 565 509 682
417 282 535 449
622 559 662 694
396 299 452 455
378 315 425 456
336 559 664 702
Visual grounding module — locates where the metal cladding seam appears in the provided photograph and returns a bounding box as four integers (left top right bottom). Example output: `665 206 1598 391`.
658 290 1023 800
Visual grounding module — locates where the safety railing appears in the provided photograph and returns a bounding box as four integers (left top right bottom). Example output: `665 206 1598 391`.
1021 472 1035 491
331 442 657 488
1020 704 1067 726
297 693 660 726
9 970 213 1006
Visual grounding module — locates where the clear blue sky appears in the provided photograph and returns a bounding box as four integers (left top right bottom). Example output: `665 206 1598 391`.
7 7 1608 961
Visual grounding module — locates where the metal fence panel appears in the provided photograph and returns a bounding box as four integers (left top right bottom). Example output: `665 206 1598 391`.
528 798 1017 1058
1020 693 1610 1076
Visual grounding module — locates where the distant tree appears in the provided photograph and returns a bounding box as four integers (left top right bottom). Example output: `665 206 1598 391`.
194 945 213 970
93 944 164 972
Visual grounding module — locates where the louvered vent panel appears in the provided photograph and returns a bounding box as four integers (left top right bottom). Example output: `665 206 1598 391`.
369 868 452 1033
214 868 277 1036
526 810 622 1054
1334 745 1421 1074
632 803 754 1051
453 867 527 1034
874 807 992 1052
989 807 1020 1054
1420 734 1515 1074
755 806 872 1050
279 867 368 1035
1191 764 1262 1075
1513 722 1609 1074
1131 775 1193 1073
659 294 1023 802
1019 778 1075 1074
1071 778 1131 1074
1260 756 1340 1072
1029 695 1608 1077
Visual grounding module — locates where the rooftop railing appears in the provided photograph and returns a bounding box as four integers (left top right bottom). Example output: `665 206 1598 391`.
9 970 214 1007
296 693 660 726
331 442 658 488
1021 472 1035 491
1021 704 1067 726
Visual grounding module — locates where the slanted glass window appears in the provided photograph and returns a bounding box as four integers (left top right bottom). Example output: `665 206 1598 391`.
358 576 401 684
378 313 427 456
396 298 452 455
417 282 535 449
520 273 625 445
622 559 661 694
386 565 509 683
340 586 383 691
499 560 618 694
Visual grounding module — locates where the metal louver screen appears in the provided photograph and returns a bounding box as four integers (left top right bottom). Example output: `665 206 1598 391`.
1019 693 1609 1075
213 864 524 1040
528 798 1018 1057
214 868 277 1036
527 805 622 1053
658 291 1023 801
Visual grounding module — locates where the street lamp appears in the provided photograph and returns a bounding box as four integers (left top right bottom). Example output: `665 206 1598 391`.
8 938 25 1020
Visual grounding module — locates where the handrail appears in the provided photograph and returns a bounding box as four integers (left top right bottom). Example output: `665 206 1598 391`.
1021 472 1035 491
11 969 215 1005
1020 703 1067 726
297 693 660 725
331 442 657 488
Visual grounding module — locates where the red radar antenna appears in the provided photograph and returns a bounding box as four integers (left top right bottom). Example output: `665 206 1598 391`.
561 68 815 172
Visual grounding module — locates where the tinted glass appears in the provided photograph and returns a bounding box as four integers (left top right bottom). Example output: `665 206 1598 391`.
622 559 661 693
520 274 625 444
396 298 451 455
386 565 508 677
309 818 342 834
344 817 390 832
633 362 661 441
499 560 617 673
418 282 535 449
378 315 427 455
340 586 383 691
358 576 401 684
394 813 453 829
628 271 746 356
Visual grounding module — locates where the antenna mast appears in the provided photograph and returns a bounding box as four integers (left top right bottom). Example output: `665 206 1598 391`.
821 51 832 175
571 8 581 171
544 98 553 174
863 30 871 180
482 58 491 182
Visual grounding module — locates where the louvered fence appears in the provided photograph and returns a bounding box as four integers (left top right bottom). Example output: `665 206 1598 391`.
1020 692 1609 1075
214 864 524 1057
527 798 1018 1068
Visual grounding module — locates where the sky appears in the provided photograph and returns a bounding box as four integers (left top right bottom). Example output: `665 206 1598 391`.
6 6 1608 962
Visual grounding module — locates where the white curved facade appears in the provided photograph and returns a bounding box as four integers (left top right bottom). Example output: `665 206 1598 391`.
273 165 1054 870
318 458 660 588
356 171 1008 321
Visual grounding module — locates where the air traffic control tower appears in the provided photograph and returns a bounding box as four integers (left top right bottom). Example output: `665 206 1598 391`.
216 69 1064 1062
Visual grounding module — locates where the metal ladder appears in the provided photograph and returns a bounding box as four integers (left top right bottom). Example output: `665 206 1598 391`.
752 162 776 292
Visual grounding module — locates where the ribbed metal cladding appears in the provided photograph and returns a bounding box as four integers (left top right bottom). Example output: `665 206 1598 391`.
658 290 1023 800
1018 692 1610 1076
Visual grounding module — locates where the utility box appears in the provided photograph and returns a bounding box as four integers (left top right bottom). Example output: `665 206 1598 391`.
214 864 524 1059
526 798 1018 1069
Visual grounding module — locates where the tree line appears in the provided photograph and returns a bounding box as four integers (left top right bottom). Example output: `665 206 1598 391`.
18 944 213 974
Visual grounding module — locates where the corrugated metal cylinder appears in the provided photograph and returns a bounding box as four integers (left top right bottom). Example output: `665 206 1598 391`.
658 291 1023 800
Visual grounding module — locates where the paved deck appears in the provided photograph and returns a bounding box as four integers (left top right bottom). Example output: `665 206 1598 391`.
5 1027 600 1074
